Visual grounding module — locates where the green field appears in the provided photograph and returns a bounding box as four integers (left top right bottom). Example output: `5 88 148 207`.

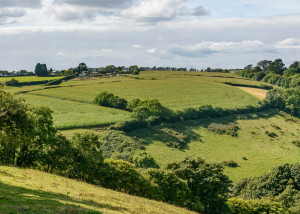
130 110 300 181
4 71 299 182
4 71 261 129
0 166 195 214
18 94 130 129
26 71 259 110
0 76 64 83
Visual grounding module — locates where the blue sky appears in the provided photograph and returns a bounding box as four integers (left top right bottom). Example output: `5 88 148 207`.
0 0 300 71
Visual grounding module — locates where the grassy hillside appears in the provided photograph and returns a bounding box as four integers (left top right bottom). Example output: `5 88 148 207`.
4 71 263 129
18 94 131 129
0 166 197 214
130 110 300 181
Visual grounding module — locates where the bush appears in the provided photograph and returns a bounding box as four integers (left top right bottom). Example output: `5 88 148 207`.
93 91 128 110
165 157 232 214
132 151 159 168
208 123 239 136
5 78 19 86
228 198 289 214
222 160 239 168
145 169 197 208
100 159 160 198
99 131 146 163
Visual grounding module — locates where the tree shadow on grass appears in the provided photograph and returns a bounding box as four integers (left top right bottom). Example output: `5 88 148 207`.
0 180 129 214
128 109 281 151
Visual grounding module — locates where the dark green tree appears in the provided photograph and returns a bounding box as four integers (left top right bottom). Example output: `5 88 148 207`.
165 157 232 214
34 63 48 76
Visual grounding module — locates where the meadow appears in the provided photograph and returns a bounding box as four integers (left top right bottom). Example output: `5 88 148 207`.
3 71 262 129
130 109 300 181
4 71 299 182
0 166 196 214
0 75 63 83
18 94 130 129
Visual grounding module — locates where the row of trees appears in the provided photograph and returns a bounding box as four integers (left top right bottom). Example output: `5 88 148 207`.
238 59 300 88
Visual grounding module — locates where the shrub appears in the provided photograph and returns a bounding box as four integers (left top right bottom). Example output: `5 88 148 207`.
292 140 300 147
100 159 160 198
145 169 197 208
93 91 128 110
99 131 146 163
228 198 289 214
5 78 19 86
222 160 239 168
208 123 239 136
132 151 159 168
165 157 232 214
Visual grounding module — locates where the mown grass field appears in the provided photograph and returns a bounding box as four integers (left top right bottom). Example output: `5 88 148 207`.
0 166 196 214
18 94 130 129
0 76 64 83
26 71 260 110
130 110 300 181
4 71 262 129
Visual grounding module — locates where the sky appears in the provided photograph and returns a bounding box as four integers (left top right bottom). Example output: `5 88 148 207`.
1 0 300 71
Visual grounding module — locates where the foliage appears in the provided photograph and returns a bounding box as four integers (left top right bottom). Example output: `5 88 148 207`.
132 151 159 168
208 122 240 136
263 88 300 116
93 91 128 110
99 131 146 163
165 157 232 214
145 169 197 208
100 159 159 198
227 198 289 214
231 163 300 211
0 89 58 167
35 63 48 77
5 78 19 86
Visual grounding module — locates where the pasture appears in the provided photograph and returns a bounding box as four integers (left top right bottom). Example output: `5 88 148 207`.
131 110 300 181
0 76 63 83
25 71 259 111
18 94 130 129
4 71 299 182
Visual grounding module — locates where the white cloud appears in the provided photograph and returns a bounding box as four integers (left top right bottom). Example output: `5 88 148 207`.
0 8 26 24
147 48 157 54
275 38 300 49
0 0 41 8
122 0 210 23
54 0 136 9
170 40 268 57
132 44 141 48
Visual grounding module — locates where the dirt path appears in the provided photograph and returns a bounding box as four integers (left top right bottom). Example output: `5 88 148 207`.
237 87 267 100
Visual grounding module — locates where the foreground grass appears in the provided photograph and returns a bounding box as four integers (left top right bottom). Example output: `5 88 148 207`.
18 94 130 129
0 76 64 83
0 166 196 214
130 110 300 181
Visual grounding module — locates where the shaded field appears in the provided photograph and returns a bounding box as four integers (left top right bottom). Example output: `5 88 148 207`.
23 71 260 110
130 110 300 181
0 76 64 83
0 166 196 214
19 94 130 129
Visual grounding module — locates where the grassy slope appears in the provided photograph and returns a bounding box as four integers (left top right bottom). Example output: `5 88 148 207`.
130 110 300 181
5 71 261 129
0 76 64 83
18 94 130 129
26 72 259 110
0 166 196 214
